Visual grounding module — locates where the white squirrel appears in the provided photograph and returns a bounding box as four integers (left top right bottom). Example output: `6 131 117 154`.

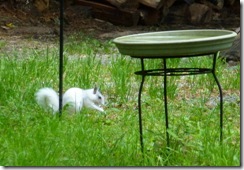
35 87 105 114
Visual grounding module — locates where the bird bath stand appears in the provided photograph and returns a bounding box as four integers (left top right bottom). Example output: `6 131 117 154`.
113 29 237 152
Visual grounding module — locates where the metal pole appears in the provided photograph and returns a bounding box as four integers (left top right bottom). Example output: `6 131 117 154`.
59 0 64 117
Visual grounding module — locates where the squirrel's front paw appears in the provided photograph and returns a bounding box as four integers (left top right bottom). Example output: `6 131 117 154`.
100 108 104 112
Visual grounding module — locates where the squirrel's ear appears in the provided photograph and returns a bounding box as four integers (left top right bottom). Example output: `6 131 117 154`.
93 86 98 94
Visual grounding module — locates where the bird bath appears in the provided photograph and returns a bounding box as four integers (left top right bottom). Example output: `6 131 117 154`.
113 29 237 152
113 29 237 57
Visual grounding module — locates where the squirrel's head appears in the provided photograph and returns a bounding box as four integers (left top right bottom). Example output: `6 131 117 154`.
92 86 105 105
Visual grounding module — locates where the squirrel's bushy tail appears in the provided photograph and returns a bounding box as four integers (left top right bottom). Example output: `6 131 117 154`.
35 88 59 113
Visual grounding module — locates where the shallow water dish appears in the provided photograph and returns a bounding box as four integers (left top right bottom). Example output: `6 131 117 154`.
113 29 237 57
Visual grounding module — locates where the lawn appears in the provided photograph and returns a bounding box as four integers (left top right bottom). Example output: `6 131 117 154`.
0 33 240 166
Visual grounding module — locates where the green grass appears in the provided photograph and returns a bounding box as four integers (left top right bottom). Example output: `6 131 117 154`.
0 33 240 166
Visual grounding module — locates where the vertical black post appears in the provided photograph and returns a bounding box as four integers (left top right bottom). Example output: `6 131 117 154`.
59 0 64 116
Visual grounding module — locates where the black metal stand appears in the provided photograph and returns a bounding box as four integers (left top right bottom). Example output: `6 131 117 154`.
133 52 223 153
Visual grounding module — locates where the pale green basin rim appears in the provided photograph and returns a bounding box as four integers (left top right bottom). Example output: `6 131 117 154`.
113 29 237 45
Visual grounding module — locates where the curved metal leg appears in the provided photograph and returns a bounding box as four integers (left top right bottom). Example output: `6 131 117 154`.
212 53 223 143
138 58 145 152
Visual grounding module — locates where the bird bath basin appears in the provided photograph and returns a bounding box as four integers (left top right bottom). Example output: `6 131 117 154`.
113 29 237 57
